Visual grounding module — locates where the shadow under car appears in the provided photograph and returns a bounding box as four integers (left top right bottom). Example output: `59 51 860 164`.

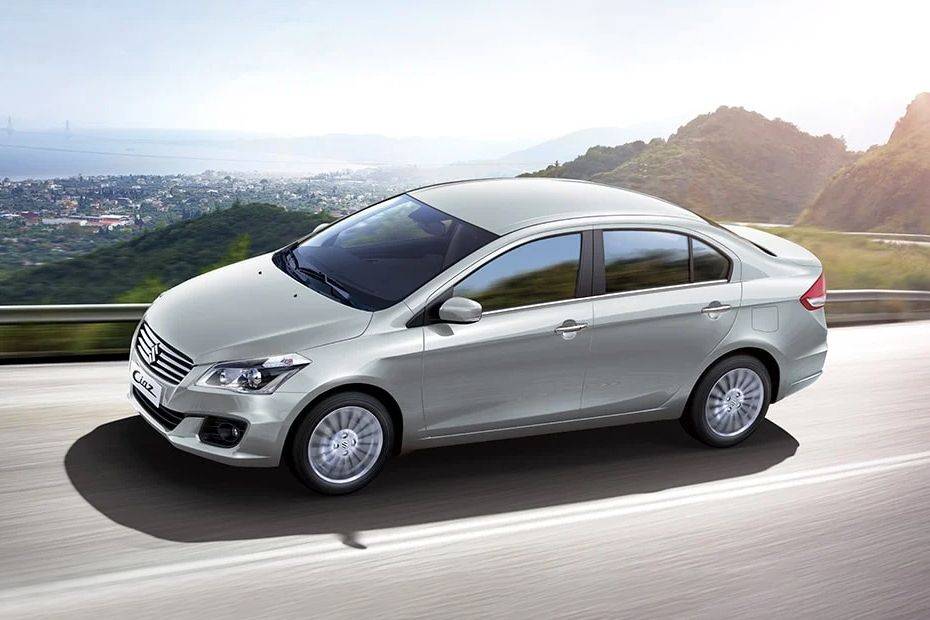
65 415 798 543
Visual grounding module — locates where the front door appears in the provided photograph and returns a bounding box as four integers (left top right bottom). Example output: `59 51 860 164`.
422 232 592 435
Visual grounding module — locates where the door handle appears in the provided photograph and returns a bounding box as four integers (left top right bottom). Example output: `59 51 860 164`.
701 303 732 315
555 321 588 334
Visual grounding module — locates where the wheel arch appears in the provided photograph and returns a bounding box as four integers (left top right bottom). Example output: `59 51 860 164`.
689 346 782 411
282 382 406 465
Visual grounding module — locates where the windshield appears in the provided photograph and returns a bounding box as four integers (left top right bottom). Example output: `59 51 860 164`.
278 195 498 311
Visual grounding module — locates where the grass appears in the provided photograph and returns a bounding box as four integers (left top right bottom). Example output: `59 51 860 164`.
759 226 930 291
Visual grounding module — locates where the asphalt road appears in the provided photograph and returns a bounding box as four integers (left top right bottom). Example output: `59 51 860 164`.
1 321 929 618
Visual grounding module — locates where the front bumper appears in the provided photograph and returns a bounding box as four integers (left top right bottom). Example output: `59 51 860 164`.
128 350 307 467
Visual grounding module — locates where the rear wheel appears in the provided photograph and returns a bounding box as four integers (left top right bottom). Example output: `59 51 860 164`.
290 392 393 495
682 355 771 447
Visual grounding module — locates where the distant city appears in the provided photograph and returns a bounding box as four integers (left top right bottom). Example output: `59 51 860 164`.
0 121 672 277
0 168 428 274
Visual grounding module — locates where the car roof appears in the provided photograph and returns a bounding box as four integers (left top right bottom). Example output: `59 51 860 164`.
408 178 702 235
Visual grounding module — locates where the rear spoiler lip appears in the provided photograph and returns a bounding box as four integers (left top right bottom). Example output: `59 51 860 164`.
722 224 822 267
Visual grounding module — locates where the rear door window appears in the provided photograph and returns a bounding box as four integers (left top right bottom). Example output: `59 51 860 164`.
600 230 730 294
602 230 690 293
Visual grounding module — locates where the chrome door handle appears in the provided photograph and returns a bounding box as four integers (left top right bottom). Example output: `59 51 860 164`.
701 303 732 314
555 321 588 334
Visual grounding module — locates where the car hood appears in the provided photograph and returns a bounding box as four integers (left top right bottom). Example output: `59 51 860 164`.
144 253 372 364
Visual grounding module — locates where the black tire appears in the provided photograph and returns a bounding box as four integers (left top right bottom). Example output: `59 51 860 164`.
289 391 394 495
681 354 771 448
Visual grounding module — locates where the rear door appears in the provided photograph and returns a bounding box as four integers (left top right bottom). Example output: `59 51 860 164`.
581 229 740 416
422 231 594 435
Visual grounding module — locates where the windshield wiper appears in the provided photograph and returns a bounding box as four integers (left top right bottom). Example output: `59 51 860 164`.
296 265 354 304
277 249 359 308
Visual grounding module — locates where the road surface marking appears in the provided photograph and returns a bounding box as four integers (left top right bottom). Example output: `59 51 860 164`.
2 449 930 604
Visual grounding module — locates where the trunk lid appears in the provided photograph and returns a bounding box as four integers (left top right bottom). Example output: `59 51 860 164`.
723 224 821 268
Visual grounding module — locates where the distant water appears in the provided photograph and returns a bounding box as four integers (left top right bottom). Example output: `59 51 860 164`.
0 132 368 180
0 129 524 180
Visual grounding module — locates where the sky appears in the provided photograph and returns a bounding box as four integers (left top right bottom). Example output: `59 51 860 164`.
2 0 928 149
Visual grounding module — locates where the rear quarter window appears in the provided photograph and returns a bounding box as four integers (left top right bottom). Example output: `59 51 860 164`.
692 238 730 281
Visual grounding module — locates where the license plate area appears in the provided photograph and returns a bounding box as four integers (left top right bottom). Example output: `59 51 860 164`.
131 361 163 408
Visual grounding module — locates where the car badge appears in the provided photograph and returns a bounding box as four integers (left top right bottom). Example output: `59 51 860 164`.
144 341 161 365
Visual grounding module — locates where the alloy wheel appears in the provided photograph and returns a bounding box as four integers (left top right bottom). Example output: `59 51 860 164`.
308 406 384 484
704 368 765 438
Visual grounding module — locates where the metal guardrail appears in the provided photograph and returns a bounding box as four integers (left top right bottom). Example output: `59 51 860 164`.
1 290 929 325
0 303 150 324
823 290 930 326
825 289 930 303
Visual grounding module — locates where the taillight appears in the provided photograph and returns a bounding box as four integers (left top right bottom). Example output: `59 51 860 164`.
800 273 826 310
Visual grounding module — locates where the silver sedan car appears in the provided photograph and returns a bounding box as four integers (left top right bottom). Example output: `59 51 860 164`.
129 178 827 494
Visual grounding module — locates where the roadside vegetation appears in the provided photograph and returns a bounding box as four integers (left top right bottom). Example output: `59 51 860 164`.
760 226 930 291
0 203 332 358
3 211 929 359
0 203 331 304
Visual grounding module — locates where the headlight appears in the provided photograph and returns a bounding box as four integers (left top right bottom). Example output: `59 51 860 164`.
195 354 310 394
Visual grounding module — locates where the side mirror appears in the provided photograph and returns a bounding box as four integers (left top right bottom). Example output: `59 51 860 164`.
312 222 331 234
438 297 482 324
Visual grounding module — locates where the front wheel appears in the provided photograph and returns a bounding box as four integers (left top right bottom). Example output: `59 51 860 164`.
682 355 771 447
290 392 394 495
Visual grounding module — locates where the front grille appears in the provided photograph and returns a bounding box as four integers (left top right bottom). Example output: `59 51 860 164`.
135 321 194 385
132 386 187 431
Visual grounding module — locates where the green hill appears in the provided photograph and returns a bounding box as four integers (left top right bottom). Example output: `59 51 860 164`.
799 93 930 233
0 203 330 304
525 106 856 223
523 140 651 179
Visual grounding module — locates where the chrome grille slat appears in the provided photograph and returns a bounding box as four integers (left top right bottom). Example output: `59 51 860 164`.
146 363 185 384
156 354 191 374
134 321 194 385
155 345 190 364
139 323 192 363
137 346 185 383
146 347 188 373
138 354 185 383
138 327 156 348
139 329 189 367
